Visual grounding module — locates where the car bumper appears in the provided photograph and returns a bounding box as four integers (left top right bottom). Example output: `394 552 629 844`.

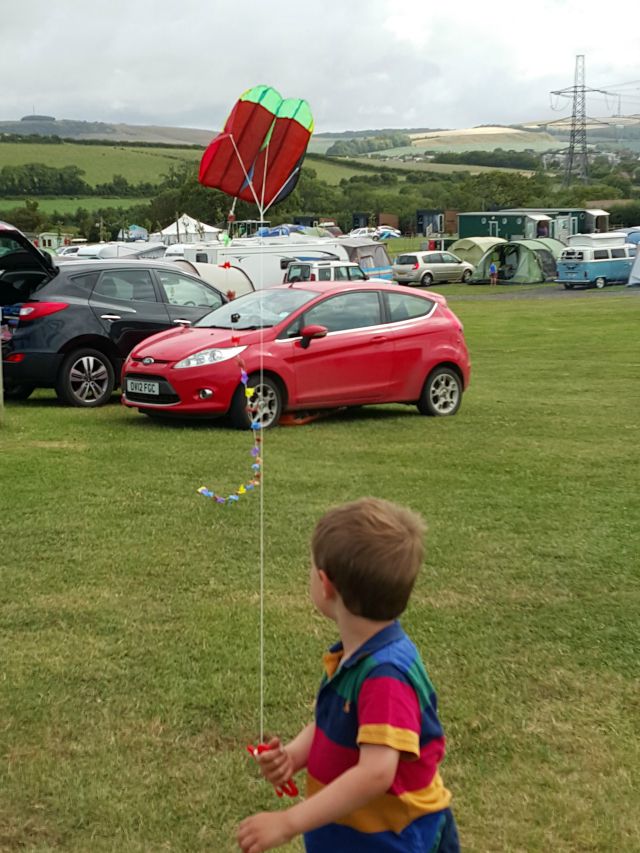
2 351 63 387
121 361 240 415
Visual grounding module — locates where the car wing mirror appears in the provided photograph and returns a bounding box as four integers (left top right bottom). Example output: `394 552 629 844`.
299 324 328 349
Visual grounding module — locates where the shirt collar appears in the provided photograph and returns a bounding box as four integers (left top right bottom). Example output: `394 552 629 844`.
323 621 404 677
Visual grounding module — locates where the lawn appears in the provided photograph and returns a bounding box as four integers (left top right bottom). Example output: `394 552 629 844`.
1 292 639 851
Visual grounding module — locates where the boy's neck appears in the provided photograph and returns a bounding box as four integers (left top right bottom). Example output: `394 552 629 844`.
335 608 395 662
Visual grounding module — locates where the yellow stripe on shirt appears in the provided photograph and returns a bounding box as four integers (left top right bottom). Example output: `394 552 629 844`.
307 771 451 834
357 723 420 758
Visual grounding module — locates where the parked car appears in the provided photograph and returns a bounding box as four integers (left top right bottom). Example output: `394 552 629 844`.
121 281 470 428
1 222 227 406
282 259 384 284
393 251 474 286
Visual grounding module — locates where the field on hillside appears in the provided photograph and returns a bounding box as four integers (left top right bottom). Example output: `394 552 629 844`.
0 196 150 214
349 156 535 176
0 142 202 185
1 291 639 852
409 127 561 153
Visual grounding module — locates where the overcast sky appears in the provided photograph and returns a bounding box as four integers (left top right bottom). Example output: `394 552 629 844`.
3 0 640 133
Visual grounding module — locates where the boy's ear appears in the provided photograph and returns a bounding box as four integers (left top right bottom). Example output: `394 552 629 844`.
318 569 337 600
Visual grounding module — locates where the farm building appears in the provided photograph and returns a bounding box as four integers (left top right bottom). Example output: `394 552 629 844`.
458 208 610 242
416 209 458 237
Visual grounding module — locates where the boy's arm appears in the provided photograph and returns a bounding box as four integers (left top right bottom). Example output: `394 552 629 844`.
238 743 399 852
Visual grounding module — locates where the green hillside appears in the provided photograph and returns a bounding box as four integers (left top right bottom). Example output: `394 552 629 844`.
0 142 202 186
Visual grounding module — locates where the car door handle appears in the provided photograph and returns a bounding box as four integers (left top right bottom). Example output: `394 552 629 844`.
101 314 121 321
173 319 192 326
371 335 388 343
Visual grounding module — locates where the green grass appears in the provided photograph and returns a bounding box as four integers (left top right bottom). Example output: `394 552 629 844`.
0 196 151 214
0 142 202 186
1 293 639 851
351 156 534 176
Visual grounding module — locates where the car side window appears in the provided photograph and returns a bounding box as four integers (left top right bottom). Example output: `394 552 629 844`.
302 291 381 333
334 266 349 280
348 267 367 280
93 269 157 301
156 272 223 308
384 292 435 322
318 268 332 281
441 253 458 263
593 250 609 260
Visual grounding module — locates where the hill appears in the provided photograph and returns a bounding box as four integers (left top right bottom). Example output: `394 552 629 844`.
0 116 215 146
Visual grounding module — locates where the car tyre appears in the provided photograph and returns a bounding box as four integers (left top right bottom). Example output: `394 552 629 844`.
229 373 283 430
563 283 575 290
462 269 472 282
595 277 606 289
3 382 35 400
421 273 434 286
417 366 462 417
55 348 115 407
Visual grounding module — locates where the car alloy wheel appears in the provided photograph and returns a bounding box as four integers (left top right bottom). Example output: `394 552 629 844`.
229 373 283 429
417 367 462 417
421 273 434 286
595 277 606 289
56 348 115 407
462 269 472 282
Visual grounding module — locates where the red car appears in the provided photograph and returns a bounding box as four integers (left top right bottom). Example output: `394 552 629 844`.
121 282 470 428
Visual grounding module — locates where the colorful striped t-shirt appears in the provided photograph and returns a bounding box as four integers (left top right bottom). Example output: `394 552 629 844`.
304 621 452 852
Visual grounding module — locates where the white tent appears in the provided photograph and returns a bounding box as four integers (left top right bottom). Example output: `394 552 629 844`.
627 250 640 287
153 214 221 245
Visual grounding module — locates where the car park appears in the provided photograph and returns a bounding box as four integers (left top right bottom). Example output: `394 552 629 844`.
393 251 474 286
121 281 470 428
1 222 227 406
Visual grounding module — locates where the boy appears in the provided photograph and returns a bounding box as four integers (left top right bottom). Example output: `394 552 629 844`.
238 498 459 853
489 261 498 286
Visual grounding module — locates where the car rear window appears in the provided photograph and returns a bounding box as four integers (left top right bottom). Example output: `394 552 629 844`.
384 292 435 322
396 255 417 265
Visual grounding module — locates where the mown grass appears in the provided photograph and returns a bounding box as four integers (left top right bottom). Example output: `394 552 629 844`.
1 292 639 851
0 197 151 214
0 143 202 186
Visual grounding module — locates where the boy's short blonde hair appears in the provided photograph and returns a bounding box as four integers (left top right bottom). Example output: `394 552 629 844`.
311 497 426 620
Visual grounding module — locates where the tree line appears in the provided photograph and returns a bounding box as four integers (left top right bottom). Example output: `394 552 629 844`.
1 157 638 240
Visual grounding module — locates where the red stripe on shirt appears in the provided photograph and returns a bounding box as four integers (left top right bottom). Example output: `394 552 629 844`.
307 724 359 785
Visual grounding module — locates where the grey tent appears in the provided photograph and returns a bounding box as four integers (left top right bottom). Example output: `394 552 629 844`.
471 239 558 284
627 250 640 287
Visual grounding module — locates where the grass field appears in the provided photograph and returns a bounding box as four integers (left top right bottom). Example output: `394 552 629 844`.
0 196 150 214
0 142 202 186
1 292 639 851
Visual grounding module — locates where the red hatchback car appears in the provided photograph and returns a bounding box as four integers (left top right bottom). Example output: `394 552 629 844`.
121 282 470 428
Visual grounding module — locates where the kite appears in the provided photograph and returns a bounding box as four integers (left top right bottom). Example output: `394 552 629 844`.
199 85 314 215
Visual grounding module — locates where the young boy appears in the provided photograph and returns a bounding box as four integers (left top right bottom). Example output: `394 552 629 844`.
237 498 459 853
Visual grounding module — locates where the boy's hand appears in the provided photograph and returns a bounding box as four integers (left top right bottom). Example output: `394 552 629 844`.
255 737 295 788
237 810 294 853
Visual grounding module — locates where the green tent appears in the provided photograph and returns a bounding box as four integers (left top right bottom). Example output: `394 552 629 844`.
470 239 558 284
448 237 506 267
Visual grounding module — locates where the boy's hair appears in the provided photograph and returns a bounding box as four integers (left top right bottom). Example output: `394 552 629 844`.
311 497 426 620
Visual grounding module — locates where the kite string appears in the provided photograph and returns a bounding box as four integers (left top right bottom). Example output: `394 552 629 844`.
228 131 267 743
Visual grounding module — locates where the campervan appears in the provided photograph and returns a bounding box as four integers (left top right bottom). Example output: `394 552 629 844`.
556 243 636 289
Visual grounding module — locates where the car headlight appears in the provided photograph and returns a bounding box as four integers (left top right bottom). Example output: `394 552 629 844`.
174 345 246 369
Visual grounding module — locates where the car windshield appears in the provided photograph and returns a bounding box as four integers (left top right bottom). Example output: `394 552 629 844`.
194 287 317 329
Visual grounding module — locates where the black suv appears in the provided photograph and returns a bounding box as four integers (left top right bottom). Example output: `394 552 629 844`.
1 222 227 406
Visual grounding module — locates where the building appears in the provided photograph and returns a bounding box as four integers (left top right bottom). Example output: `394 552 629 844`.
457 208 610 242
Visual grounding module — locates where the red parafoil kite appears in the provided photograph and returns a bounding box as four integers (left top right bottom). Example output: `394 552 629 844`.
199 85 314 215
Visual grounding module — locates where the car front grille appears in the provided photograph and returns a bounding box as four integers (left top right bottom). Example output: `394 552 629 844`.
124 372 180 405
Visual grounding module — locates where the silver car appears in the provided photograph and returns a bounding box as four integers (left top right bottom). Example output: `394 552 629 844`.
393 251 474 286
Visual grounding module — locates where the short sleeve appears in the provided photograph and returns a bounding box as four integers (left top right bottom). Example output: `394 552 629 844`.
356 666 421 759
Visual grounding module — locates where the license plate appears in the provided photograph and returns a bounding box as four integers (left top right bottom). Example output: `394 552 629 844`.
1 324 12 341
127 379 159 395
